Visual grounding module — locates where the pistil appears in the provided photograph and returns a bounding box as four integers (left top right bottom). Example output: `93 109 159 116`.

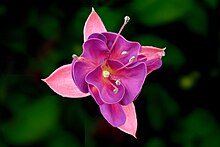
102 70 110 78
109 16 130 51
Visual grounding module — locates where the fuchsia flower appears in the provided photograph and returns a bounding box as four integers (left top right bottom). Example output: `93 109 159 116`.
42 8 165 138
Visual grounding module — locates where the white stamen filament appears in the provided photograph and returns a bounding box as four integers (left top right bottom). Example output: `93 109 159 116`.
105 78 119 94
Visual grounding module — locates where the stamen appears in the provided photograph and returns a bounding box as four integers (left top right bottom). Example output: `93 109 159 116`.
121 51 128 55
115 80 121 85
72 54 78 60
115 59 134 72
160 47 166 56
105 78 119 94
113 88 118 94
129 56 136 62
110 16 130 51
139 56 148 62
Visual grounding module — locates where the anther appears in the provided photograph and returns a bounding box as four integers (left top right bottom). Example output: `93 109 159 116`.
72 54 78 60
113 88 118 94
121 51 128 55
115 80 121 85
129 56 136 62
161 47 166 56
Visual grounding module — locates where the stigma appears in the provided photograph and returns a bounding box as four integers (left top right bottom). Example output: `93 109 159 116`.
102 70 110 78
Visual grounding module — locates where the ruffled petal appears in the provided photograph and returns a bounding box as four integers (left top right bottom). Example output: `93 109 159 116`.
42 64 90 98
118 62 147 105
88 33 107 43
84 8 107 42
88 84 104 105
86 65 125 104
82 38 109 65
146 58 162 74
118 103 137 138
102 32 141 65
72 61 95 93
99 103 126 127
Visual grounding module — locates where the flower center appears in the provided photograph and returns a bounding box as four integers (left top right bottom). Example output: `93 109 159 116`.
102 70 110 78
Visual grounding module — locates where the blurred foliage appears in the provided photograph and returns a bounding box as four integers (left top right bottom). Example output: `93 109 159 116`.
2 96 59 145
0 0 219 147
144 137 166 147
131 0 194 26
173 109 220 147
144 83 179 131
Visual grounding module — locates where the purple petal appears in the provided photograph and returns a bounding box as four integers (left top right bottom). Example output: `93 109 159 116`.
102 32 141 65
146 59 162 74
72 60 95 93
106 59 124 71
118 62 147 105
86 65 125 104
99 103 126 127
88 84 104 105
88 33 107 43
82 39 109 65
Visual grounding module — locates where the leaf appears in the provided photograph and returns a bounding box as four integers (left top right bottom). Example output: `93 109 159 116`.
4 28 27 53
172 109 220 146
2 96 60 145
183 4 208 36
204 0 218 9
33 14 60 39
145 137 166 147
48 131 81 147
131 0 194 26
69 8 90 42
145 83 179 131
0 5 7 16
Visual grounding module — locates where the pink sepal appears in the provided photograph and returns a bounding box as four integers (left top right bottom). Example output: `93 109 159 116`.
83 8 107 42
118 103 137 138
42 64 90 98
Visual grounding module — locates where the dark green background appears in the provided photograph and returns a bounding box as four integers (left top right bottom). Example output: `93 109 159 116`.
0 0 220 146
